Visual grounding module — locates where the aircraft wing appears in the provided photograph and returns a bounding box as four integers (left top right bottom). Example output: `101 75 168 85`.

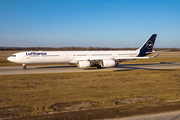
114 56 149 60
74 57 114 61
74 53 160 61
115 53 160 60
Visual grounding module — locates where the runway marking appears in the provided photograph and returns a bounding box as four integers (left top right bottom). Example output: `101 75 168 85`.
0 67 7 75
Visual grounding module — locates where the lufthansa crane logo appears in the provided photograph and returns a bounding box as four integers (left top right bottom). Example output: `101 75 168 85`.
146 41 153 49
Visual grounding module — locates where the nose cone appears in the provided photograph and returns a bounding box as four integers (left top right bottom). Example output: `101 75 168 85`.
7 57 13 62
7 57 10 61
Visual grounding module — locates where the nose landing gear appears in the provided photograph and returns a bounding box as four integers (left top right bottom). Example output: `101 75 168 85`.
22 64 27 70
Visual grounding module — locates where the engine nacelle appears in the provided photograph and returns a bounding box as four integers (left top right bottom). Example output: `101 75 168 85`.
101 59 119 67
78 61 92 69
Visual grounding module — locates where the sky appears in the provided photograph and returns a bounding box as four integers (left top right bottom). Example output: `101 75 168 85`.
0 0 180 48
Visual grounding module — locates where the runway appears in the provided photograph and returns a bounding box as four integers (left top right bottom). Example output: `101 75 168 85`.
106 110 180 120
0 63 180 75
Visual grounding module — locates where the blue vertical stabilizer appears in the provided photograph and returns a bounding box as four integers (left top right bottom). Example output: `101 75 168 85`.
137 34 157 56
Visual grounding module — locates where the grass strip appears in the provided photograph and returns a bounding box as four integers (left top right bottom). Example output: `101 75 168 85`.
0 69 180 117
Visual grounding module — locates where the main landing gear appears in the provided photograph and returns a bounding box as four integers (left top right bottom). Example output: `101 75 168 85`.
97 65 102 69
22 64 27 70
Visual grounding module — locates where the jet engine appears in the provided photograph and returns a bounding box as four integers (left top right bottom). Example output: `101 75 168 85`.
78 61 92 69
100 59 119 67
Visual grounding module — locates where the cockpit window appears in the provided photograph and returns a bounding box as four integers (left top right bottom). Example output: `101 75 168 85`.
11 55 16 57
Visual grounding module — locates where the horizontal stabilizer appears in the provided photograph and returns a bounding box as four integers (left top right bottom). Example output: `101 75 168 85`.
150 53 160 58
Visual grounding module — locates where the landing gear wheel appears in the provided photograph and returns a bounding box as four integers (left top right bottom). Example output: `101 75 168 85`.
97 65 102 69
23 66 27 70
22 64 27 70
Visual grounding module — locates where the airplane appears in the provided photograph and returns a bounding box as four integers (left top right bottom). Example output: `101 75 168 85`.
7 34 159 70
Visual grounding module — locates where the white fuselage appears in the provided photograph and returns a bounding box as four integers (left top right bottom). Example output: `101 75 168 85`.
7 50 139 64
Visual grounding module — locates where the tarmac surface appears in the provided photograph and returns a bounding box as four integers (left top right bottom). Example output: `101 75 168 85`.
0 62 180 75
106 111 180 120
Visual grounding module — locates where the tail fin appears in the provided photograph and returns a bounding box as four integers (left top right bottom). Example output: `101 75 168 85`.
137 34 157 56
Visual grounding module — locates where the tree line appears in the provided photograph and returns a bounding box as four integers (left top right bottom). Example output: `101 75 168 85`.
0 47 180 51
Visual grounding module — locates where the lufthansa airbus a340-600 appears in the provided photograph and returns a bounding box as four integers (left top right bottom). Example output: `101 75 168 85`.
7 34 159 69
